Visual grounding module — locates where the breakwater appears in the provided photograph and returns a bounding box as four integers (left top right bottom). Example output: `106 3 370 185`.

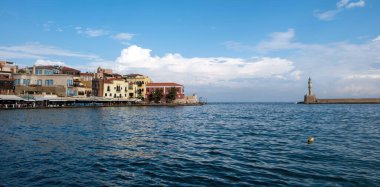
299 78 380 104
299 98 380 104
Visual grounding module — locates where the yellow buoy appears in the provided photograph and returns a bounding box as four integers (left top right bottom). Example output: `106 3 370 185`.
307 136 315 144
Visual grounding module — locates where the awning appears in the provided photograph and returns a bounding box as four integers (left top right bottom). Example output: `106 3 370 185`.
0 95 25 101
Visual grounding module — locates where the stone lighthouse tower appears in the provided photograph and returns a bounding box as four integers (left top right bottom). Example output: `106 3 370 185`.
304 77 317 103
308 77 312 96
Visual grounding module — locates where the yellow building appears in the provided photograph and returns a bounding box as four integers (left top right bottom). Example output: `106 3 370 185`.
123 74 152 99
103 78 129 99
126 83 138 98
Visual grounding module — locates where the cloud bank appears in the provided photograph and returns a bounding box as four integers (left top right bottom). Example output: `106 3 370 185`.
114 45 299 86
223 29 380 98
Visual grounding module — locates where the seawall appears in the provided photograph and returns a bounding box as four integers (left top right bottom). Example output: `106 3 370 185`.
299 98 380 104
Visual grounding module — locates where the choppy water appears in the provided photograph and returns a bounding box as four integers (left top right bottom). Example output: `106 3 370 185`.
0 103 380 186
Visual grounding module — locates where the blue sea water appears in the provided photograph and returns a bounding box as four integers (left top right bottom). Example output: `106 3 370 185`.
0 103 379 186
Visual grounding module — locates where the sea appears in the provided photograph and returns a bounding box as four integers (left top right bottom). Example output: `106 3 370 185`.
0 103 379 186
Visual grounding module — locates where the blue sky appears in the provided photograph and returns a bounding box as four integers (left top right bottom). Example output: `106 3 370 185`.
1 0 380 101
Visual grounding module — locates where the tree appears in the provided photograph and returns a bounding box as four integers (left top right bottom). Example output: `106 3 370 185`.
18 69 27 74
166 87 177 103
152 88 163 103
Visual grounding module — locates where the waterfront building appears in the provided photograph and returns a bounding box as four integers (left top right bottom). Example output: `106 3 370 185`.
13 74 75 97
79 73 94 82
30 65 61 75
61 66 80 76
127 83 138 98
145 82 185 102
92 78 104 97
0 61 17 94
0 61 18 74
0 76 14 95
123 74 152 99
77 73 94 97
102 78 129 98
96 66 113 79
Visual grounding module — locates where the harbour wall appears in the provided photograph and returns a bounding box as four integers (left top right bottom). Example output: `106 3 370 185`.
301 98 380 104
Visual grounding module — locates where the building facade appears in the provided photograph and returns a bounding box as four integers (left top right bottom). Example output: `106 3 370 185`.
61 66 80 76
145 82 185 102
92 78 104 97
13 74 75 97
0 61 17 94
102 79 129 98
123 74 152 99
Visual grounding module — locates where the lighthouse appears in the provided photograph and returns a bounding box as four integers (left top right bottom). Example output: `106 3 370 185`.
308 77 312 96
304 77 317 103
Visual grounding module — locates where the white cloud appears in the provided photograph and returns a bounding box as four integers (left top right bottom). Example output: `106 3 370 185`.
0 42 99 60
75 27 109 37
315 0 365 21
336 0 365 9
256 29 303 52
114 45 298 86
35 59 65 66
314 10 341 21
112 33 135 40
225 29 301 52
0 50 43 59
373 35 380 42
224 29 380 98
42 21 63 32
337 0 350 8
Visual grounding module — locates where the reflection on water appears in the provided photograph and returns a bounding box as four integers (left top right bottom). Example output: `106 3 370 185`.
0 104 380 186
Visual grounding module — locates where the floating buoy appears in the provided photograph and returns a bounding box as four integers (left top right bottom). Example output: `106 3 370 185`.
307 136 315 144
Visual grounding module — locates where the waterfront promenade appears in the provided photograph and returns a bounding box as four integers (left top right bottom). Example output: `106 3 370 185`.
0 95 205 110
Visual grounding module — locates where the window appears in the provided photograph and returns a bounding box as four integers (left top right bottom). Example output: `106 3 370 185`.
110 93 112 97
35 69 43 75
44 69 53 75
45 79 53 86
23 79 30 85
37 79 42 85
107 86 110 91
67 79 73 86
105 93 107 96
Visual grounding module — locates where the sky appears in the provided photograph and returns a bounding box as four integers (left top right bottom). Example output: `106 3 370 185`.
0 0 379 102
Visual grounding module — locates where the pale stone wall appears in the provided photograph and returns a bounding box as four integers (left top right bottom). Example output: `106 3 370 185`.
304 94 317 103
175 94 198 104
15 85 67 97
317 98 380 104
